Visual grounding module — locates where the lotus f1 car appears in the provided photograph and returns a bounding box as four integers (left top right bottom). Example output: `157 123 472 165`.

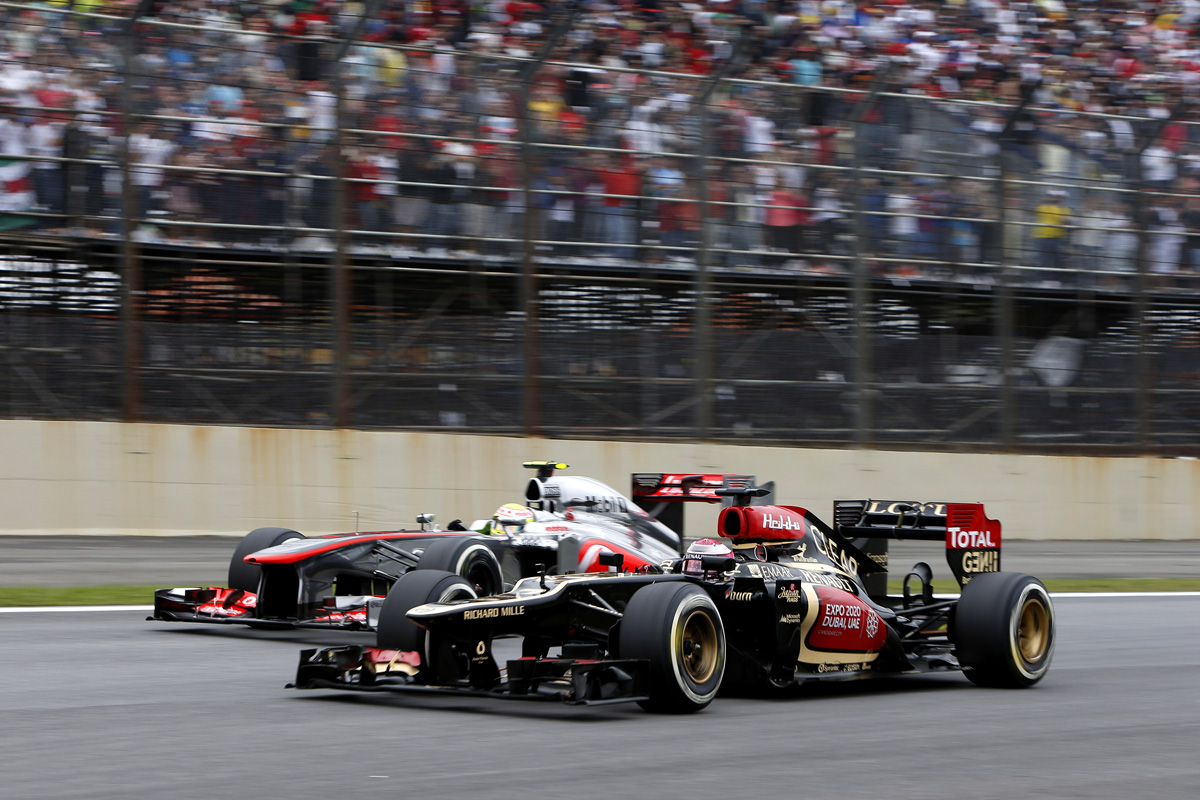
292 491 1055 711
151 463 767 631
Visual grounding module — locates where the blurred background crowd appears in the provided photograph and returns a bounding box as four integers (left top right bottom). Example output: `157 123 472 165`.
3 0 1200 283
6 0 1200 448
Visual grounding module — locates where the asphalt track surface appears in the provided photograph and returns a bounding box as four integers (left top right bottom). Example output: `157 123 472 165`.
3 535 1200 587
3 595 1199 800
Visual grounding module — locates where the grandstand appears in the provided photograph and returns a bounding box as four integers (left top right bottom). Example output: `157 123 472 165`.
2 0 1200 453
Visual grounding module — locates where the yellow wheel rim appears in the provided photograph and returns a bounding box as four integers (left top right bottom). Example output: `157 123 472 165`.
1018 596 1049 663
679 609 719 684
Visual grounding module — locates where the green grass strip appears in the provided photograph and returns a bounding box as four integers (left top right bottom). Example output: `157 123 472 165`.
1043 578 1200 593
3 578 1200 608
887 578 1200 595
0 585 166 606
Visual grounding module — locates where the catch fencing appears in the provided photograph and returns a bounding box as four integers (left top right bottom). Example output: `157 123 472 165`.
2 2 1200 453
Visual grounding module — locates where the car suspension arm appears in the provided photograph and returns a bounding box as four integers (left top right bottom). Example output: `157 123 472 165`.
371 541 421 569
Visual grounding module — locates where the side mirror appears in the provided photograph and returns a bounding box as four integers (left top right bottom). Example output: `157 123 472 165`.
598 552 625 571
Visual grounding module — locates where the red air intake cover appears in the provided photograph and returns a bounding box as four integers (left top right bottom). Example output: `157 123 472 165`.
719 505 809 542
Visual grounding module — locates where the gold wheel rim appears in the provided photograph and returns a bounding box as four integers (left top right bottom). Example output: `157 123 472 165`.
1018 597 1049 663
680 609 719 684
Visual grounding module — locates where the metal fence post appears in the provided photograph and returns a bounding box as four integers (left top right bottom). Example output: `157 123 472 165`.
992 81 1040 449
694 32 747 441
517 8 578 438
119 0 155 423
1131 105 1178 449
330 0 381 428
848 64 893 448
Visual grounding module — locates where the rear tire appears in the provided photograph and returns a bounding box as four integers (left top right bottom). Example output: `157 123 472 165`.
416 536 504 596
619 582 725 713
376 570 477 653
227 527 304 592
954 572 1055 688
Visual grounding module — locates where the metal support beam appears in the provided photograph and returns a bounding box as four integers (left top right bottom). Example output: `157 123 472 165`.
694 32 747 441
848 62 893 449
1131 104 1178 449
516 7 578 437
992 80 1041 449
118 0 156 423
330 0 382 427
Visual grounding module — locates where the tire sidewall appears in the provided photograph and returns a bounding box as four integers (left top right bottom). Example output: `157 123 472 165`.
417 537 504 597
955 572 1055 687
620 582 726 712
227 527 304 592
376 570 476 653
1005 580 1055 684
667 590 726 706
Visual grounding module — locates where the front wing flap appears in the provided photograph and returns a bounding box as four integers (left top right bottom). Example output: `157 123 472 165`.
152 587 260 624
150 587 378 630
291 646 650 706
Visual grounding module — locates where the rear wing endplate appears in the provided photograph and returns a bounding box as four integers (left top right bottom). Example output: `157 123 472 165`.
833 499 1002 591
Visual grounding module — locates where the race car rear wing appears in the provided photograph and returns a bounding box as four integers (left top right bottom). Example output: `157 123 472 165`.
631 473 768 504
632 473 774 539
832 499 1002 592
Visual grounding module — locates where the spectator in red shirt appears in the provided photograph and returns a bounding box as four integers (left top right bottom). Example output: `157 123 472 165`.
764 186 808 262
598 153 641 259
347 138 383 233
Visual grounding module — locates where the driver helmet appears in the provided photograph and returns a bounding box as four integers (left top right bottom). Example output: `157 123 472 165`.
682 538 734 577
493 503 536 535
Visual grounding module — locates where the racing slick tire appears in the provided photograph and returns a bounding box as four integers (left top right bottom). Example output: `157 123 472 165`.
953 572 1055 688
227 527 305 593
619 582 726 713
415 537 504 597
377 569 477 653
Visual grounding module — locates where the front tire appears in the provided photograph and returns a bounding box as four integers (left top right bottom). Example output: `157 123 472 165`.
954 572 1055 688
416 536 504 596
376 569 476 651
619 582 726 713
227 527 304 592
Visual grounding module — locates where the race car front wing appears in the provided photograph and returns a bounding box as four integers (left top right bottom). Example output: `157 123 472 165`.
151 587 382 630
290 645 651 706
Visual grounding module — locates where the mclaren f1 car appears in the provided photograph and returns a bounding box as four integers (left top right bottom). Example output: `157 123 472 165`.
292 489 1055 711
151 463 766 631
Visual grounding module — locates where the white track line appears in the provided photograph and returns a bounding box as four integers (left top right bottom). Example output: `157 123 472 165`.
3 592 1200 613
1051 591 1200 599
0 605 155 613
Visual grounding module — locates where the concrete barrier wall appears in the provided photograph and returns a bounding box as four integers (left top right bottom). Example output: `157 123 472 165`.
1 419 1196 539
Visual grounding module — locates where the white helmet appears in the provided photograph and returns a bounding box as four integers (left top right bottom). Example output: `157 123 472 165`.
493 503 535 535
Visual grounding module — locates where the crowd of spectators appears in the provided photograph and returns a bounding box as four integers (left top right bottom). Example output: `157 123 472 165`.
4 0 1200 284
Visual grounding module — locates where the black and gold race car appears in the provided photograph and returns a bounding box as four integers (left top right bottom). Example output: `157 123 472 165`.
291 487 1055 711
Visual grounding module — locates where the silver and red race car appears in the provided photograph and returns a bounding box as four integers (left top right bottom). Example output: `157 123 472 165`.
151 463 768 631
291 489 1054 711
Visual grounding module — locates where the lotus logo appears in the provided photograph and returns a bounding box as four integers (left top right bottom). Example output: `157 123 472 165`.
762 513 804 532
